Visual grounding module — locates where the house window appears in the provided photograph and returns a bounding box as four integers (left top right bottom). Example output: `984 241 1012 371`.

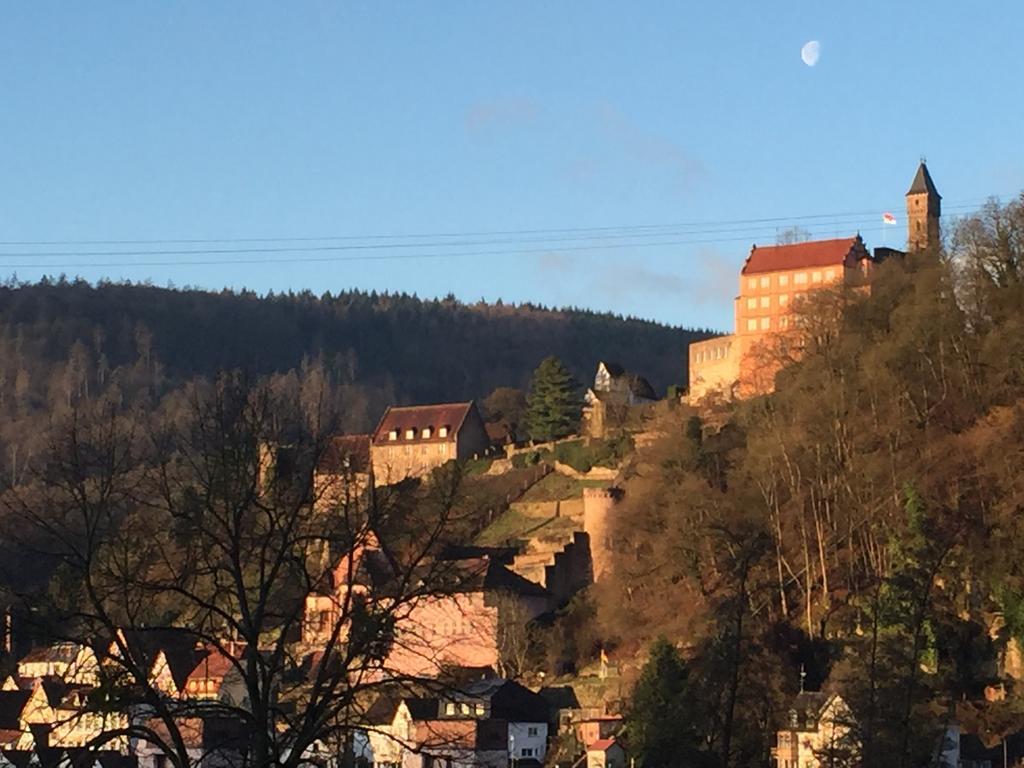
760 276 770 288
474 703 485 716
747 277 757 290
779 274 789 286
522 748 535 757
746 297 757 310
746 319 757 331
824 268 836 280
812 271 822 283
527 727 539 736
779 294 789 306
388 430 398 441
445 702 456 715
422 427 432 439
759 296 770 309
460 703 471 715
438 426 449 438
760 317 770 330
795 272 808 284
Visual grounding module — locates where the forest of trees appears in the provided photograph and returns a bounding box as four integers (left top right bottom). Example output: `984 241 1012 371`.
576 195 1024 768
0 281 710 485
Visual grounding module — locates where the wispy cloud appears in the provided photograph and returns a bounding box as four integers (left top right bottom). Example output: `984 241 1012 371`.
595 103 706 193
533 246 736 309
464 99 541 131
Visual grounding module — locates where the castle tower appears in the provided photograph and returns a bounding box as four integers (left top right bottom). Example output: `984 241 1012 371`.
906 161 941 252
583 487 623 581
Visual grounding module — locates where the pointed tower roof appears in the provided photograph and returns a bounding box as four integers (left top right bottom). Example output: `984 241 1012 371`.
907 162 941 198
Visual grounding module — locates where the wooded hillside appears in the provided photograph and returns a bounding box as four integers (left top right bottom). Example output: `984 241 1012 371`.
0 280 709 480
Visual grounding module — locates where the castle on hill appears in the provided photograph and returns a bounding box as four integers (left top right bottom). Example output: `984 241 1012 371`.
687 162 941 402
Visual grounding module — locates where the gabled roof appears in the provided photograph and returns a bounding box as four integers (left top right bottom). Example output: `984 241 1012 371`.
111 628 200 690
741 236 869 275
441 557 549 598
372 402 478 445
18 644 79 667
907 162 941 198
784 691 845 730
598 362 625 377
588 737 621 752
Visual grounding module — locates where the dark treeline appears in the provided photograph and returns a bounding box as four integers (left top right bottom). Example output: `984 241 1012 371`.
0 279 711 482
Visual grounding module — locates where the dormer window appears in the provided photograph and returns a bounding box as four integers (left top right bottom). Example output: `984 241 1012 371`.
422 427 432 439
388 430 398 441
438 426 449 438
405 428 416 440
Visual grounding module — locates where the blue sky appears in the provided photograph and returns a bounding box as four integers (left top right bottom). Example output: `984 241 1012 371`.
2 2 1021 330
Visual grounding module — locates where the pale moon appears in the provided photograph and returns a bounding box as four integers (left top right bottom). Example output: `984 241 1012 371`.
801 40 821 67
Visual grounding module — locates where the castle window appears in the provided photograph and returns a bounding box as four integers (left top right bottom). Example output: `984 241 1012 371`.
760 317 771 330
746 297 757 310
388 430 398 441
760 276 770 288
779 294 789 306
760 296 770 309
422 427 432 439
812 271 822 283
747 319 757 331
779 274 789 286
795 272 808 285
405 428 416 440
747 277 757 290
824 268 836 280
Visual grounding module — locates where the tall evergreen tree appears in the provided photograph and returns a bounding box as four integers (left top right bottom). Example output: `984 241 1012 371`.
628 638 703 768
525 356 581 441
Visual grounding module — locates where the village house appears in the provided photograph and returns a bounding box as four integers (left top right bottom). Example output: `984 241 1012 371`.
688 162 941 402
583 362 657 439
17 644 99 687
770 691 858 768
586 737 626 768
302 531 550 679
370 402 489 486
576 715 622 750
362 678 549 768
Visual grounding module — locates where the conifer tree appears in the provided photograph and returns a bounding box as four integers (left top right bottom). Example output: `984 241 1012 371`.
627 638 701 768
525 356 581 442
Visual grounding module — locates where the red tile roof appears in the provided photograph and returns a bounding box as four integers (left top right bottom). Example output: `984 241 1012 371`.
588 737 620 752
741 236 868 275
372 402 476 445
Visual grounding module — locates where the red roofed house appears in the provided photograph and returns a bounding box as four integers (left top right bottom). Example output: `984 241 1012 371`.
370 402 489 486
687 163 941 401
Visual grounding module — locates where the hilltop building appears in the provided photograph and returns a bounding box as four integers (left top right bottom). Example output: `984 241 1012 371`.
688 162 941 402
771 692 858 768
370 402 489 485
583 362 657 439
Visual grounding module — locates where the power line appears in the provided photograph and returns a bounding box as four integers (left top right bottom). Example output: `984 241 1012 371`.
0 223 938 270
0 200 993 264
0 196 1004 250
